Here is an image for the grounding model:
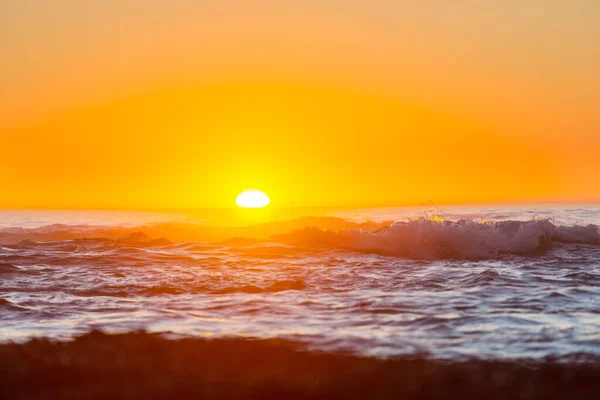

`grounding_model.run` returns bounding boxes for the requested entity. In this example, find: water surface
[1,205,599,360]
